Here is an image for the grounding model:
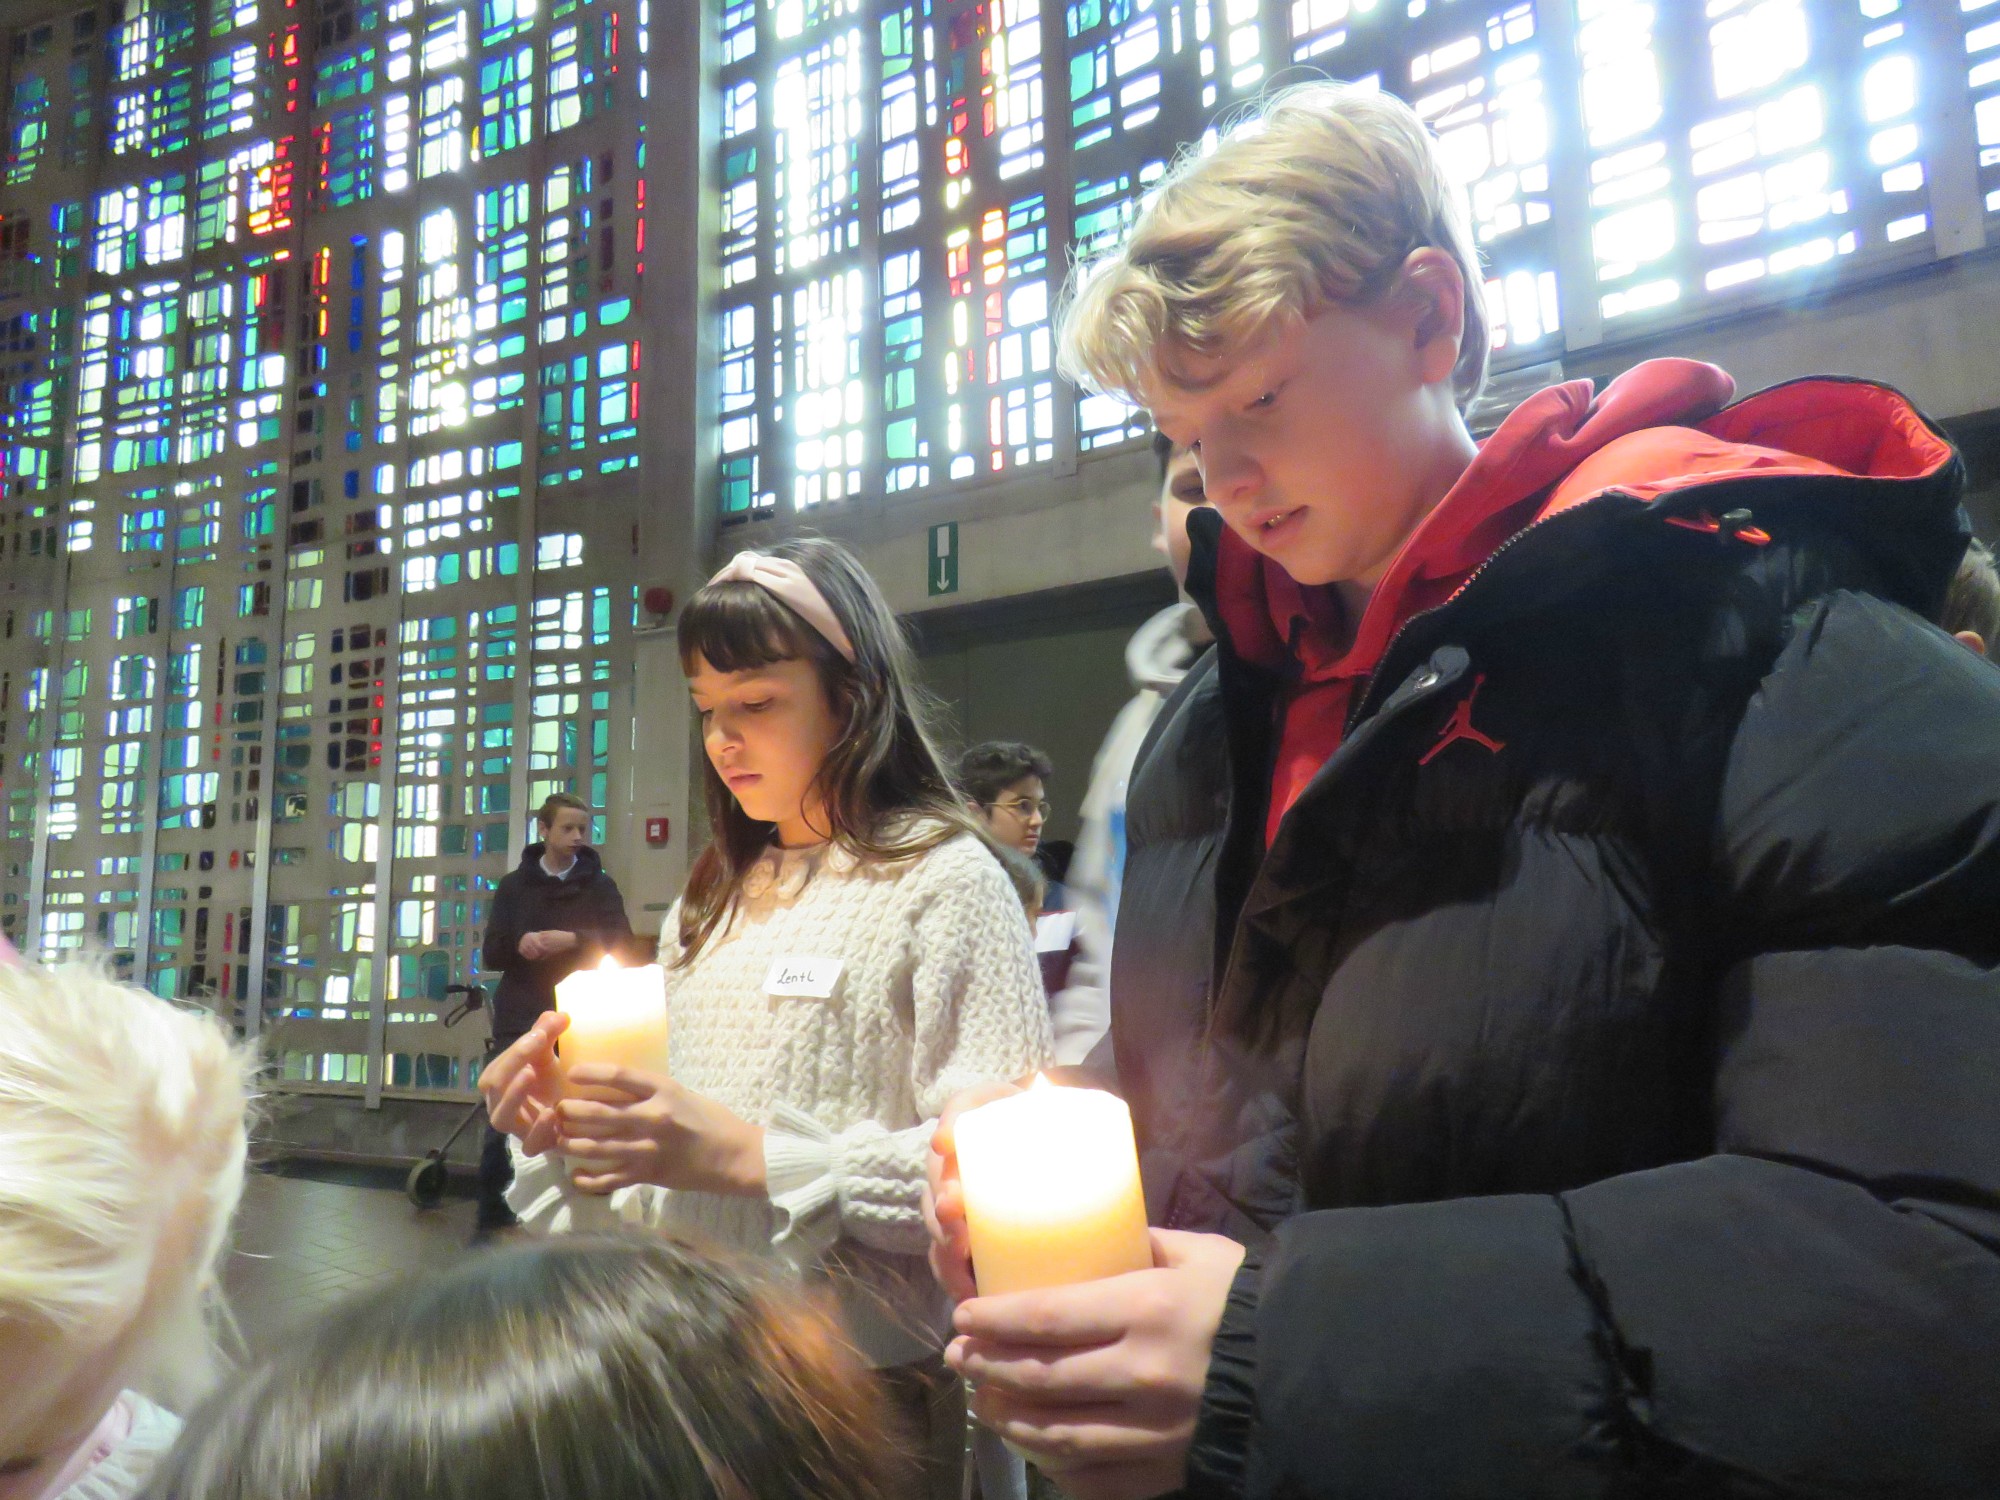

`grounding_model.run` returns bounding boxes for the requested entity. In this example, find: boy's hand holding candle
[925,1078,1025,1302]
[946,1228,1245,1500]
[934,1077,1244,1498]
